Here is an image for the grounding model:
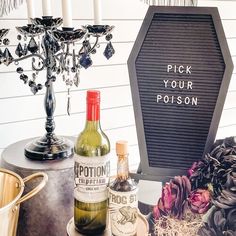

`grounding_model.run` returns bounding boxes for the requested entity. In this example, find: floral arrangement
[149,136,236,236]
